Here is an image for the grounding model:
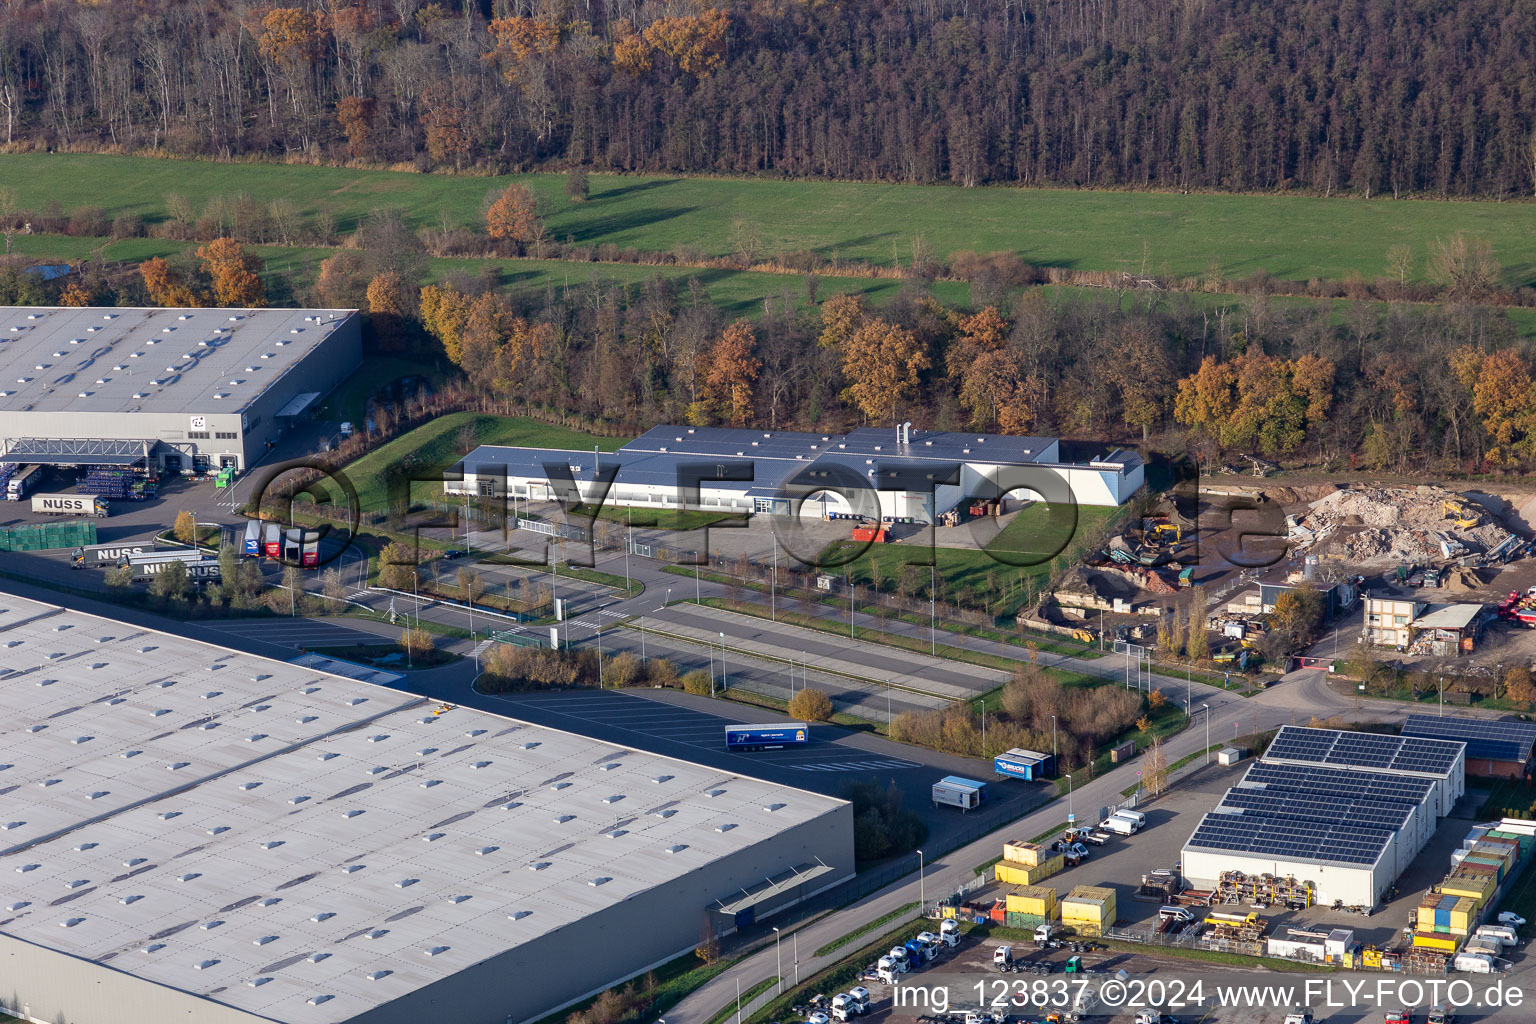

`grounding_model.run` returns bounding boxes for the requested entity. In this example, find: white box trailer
[932,776,986,810]
[118,549,221,583]
[31,493,109,517]
[5,464,42,500]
